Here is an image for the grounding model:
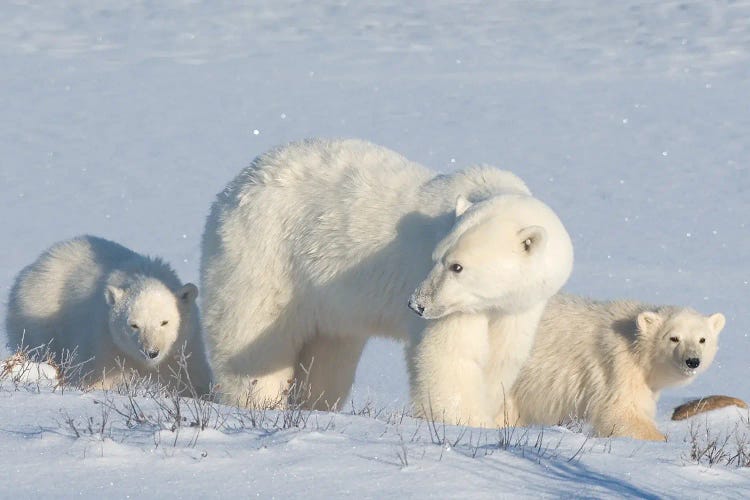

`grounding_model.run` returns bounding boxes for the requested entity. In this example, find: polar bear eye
[449,263,463,273]
[161,320,169,326]
[669,336,679,343]
[699,337,706,344]
[523,238,533,252]
[130,323,139,330]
